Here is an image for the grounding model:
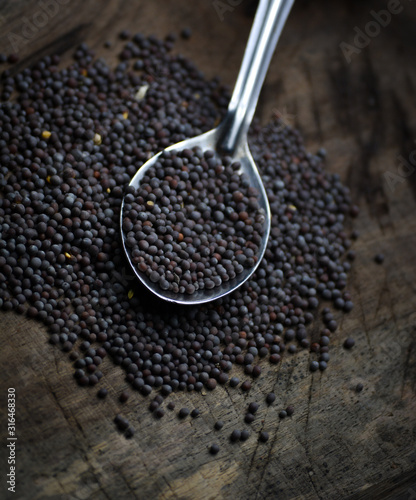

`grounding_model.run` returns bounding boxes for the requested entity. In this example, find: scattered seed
[252,365,262,377]
[7,53,19,64]
[119,391,129,403]
[93,133,102,145]
[230,429,241,442]
[244,413,255,424]
[209,443,220,455]
[259,431,269,443]
[114,415,129,431]
[149,401,159,412]
[241,381,252,392]
[374,253,385,264]
[286,406,294,416]
[181,27,192,39]
[178,407,190,419]
[155,407,165,418]
[240,429,250,441]
[154,395,164,405]
[229,377,240,388]
[266,393,276,405]
[343,338,355,349]
[97,388,108,399]
[309,361,319,372]
[125,426,135,438]
[248,402,259,414]
[119,29,131,40]
[214,420,224,430]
